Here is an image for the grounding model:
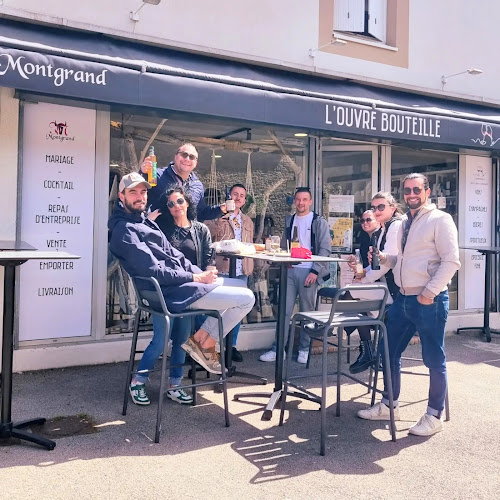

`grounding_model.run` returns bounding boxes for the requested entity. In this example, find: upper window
[317,0,408,67]
[334,0,387,44]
